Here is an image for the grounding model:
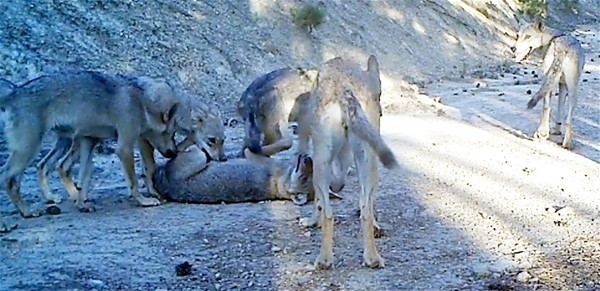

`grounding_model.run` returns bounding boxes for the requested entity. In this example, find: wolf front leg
[117,137,161,207]
[0,215,18,233]
[138,138,161,199]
